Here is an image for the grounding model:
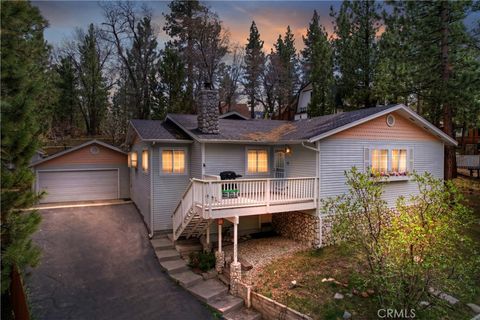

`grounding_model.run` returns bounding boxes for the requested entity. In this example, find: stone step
[150,238,174,250]
[155,249,180,262]
[217,273,230,286]
[159,258,188,274]
[207,294,244,314]
[223,307,262,320]
[169,270,203,288]
[188,279,228,303]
